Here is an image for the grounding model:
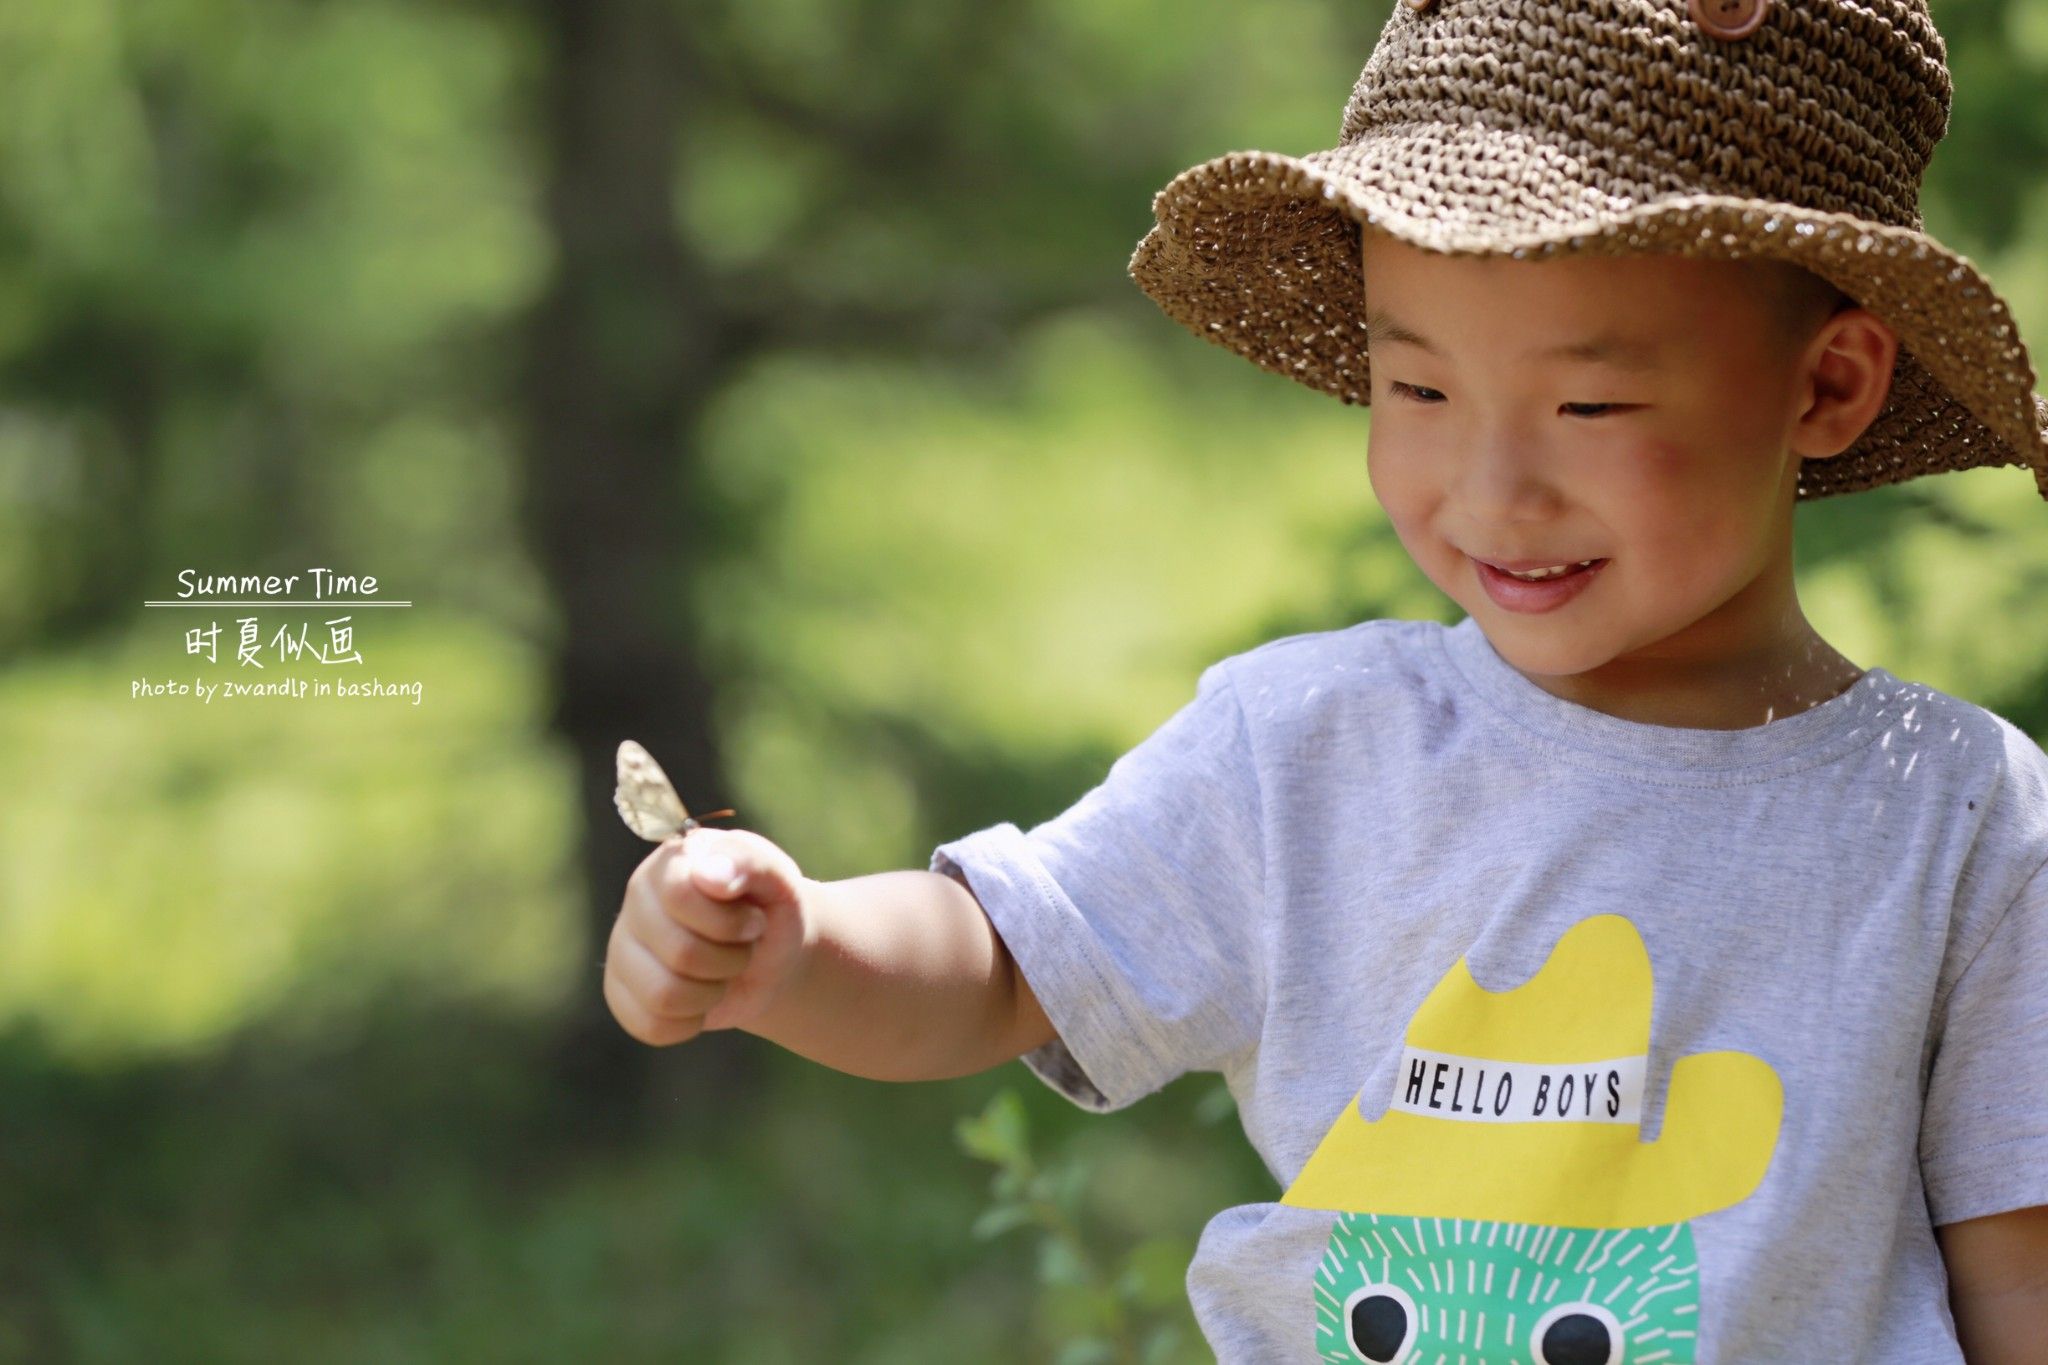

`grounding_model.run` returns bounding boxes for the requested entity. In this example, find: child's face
[1359,228,1893,719]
